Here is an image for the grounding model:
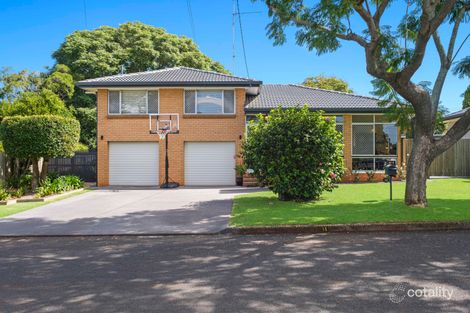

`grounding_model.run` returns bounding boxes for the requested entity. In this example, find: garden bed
[0,174,85,206]
[0,188,85,205]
